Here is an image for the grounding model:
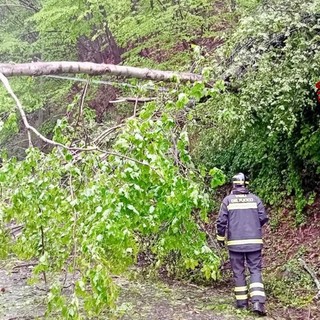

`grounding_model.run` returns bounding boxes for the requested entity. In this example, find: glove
[217,240,225,248]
